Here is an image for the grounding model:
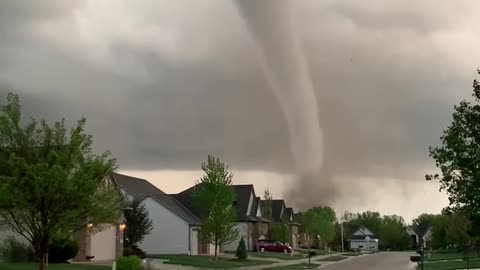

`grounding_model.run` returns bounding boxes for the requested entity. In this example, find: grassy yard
[426,251,479,261]
[295,249,330,256]
[341,252,361,257]
[316,255,348,262]
[424,259,480,270]
[0,263,109,270]
[249,252,306,260]
[262,262,322,270]
[159,255,273,269]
